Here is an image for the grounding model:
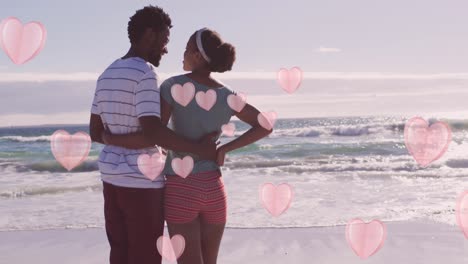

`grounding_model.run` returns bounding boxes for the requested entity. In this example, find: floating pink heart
[0,17,47,65]
[171,156,194,178]
[221,123,236,137]
[0,18,7,51]
[404,117,452,167]
[196,90,217,111]
[257,111,277,130]
[171,82,195,107]
[260,183,293,217]
[277,67,303,94]
[50,130,91,171]
[227,92,247,112]
[346,218,387,259]
[137,152,166,181]
[156,234,185,262]
[456,190,468,239]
